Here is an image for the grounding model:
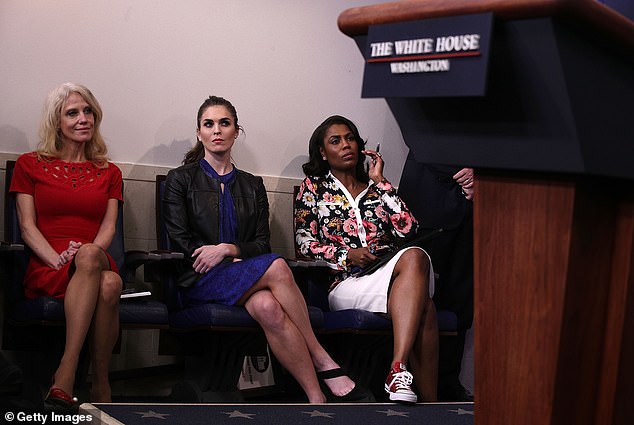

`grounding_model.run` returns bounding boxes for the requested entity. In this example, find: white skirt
[328,246,435,314]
